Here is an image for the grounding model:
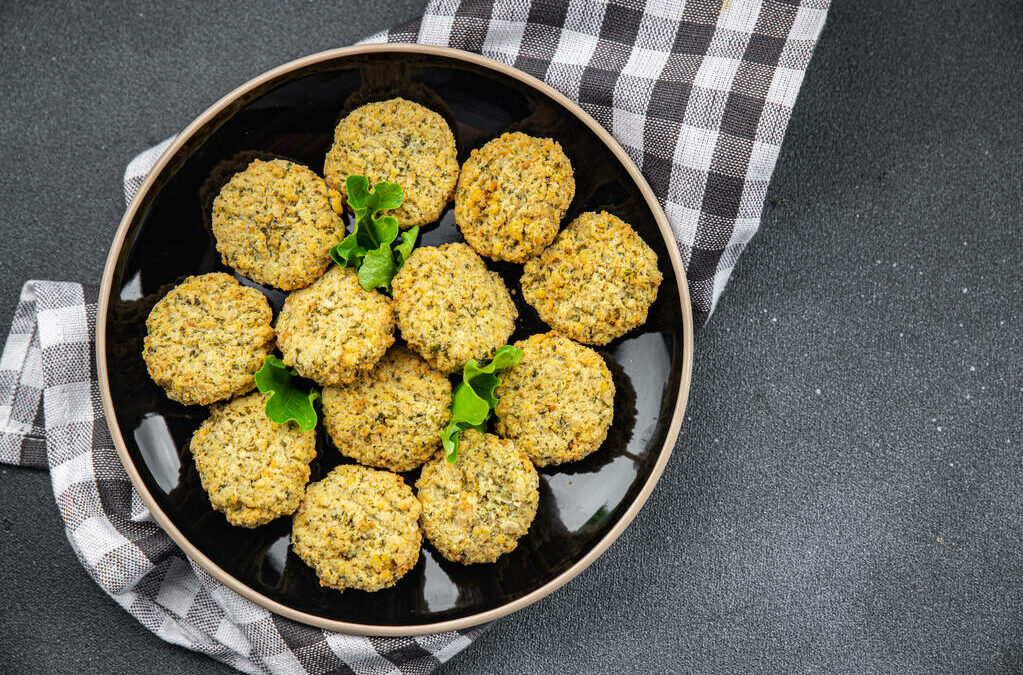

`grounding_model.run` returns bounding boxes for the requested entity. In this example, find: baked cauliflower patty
[495,332,614,466]
[189,392,316,528]
[521,211,662,345]
[291,465,422,592]
[143,273,274,406]
[323,98,459,228]
[416,430,539,564]
[275,266,395,386]
[211,158,346,290]
[322,347,452,472]
[455,132,575,262]
[391,243,517,373]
